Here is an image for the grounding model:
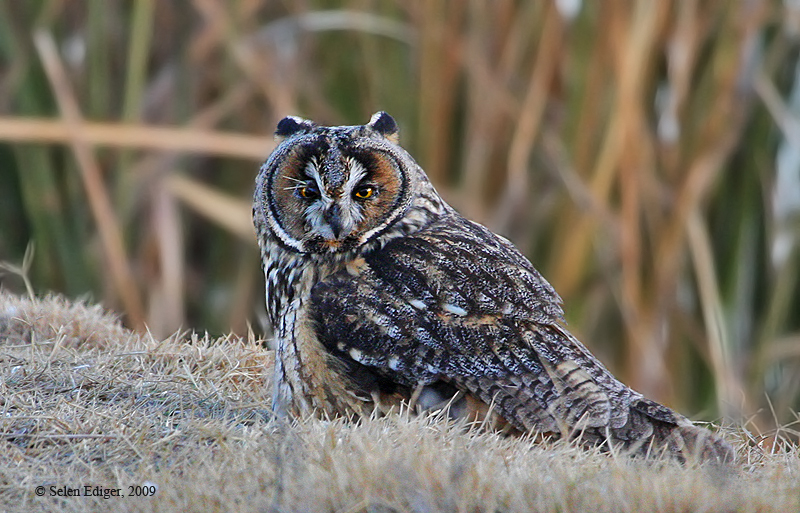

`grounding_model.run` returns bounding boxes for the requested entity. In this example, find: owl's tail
[457,367,735,464]
[527,326,736,464]
[592,397,736,464]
